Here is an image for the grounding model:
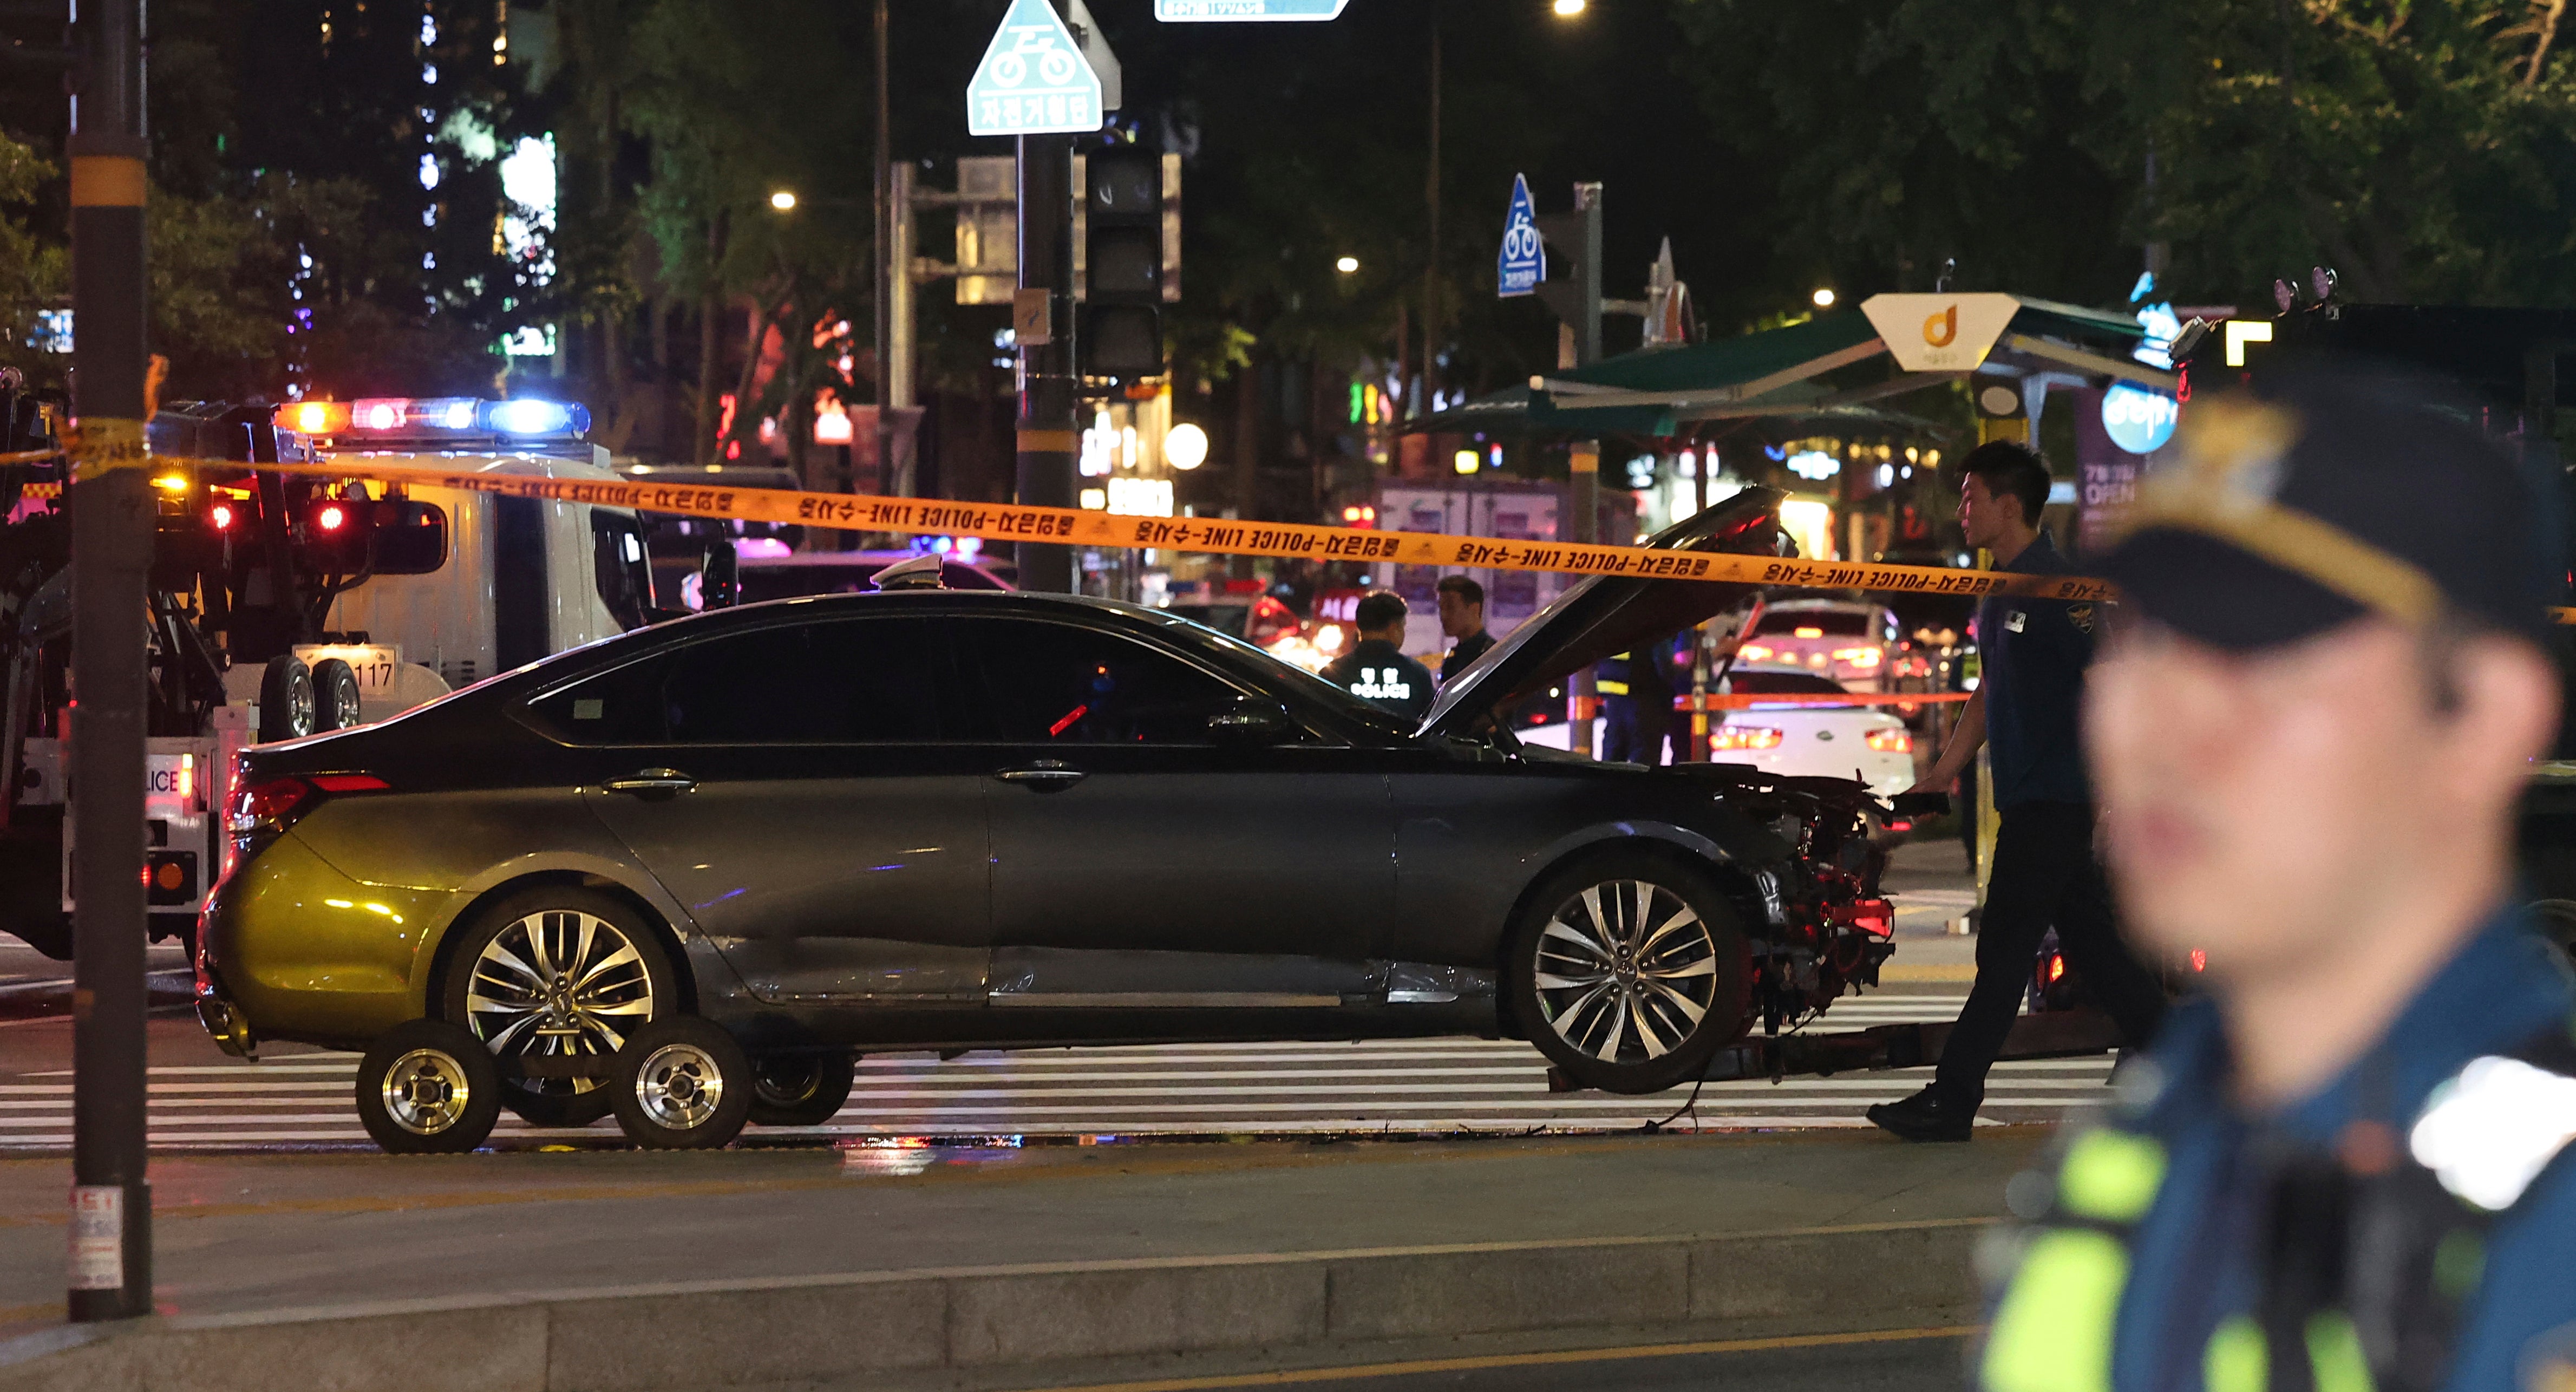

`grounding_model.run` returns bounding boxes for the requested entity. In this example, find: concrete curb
[0,1217,1994,1392]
